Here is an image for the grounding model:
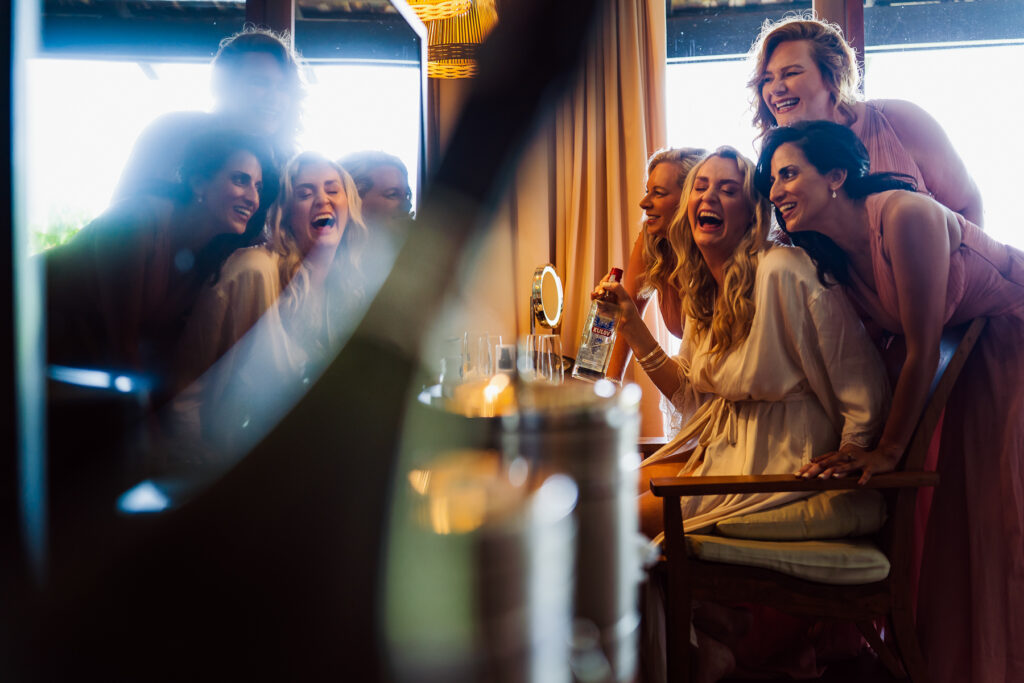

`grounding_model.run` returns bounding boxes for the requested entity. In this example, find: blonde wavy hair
[747,14,862,137]
[668,147,772,358]
[641,147,705,299]
[266,152,368,297]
